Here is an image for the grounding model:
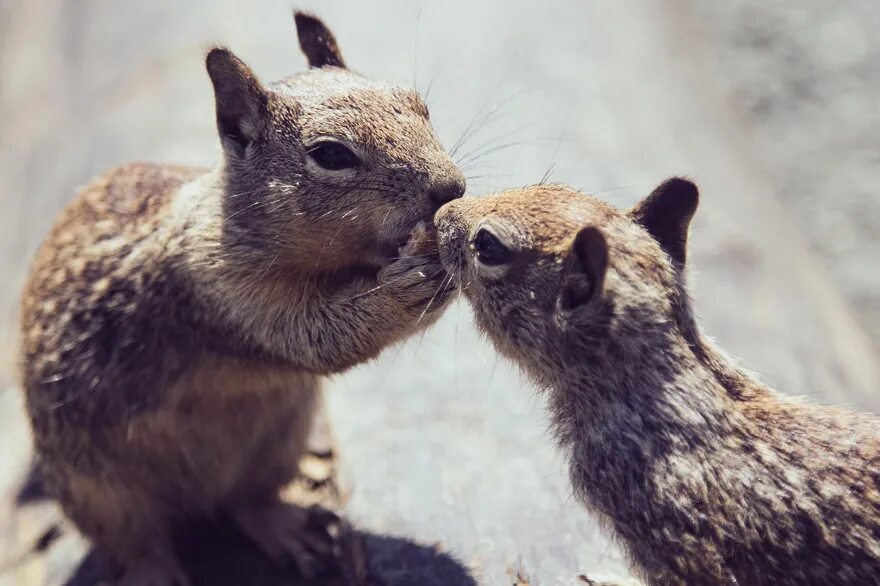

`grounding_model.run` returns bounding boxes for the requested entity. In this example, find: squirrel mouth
[375,218,439,262]
[370,234,408,265]
[384,228,419,252]
[375,234,408,258]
